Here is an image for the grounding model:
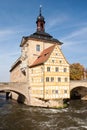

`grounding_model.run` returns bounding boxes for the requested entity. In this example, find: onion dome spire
[36,5,45,32]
